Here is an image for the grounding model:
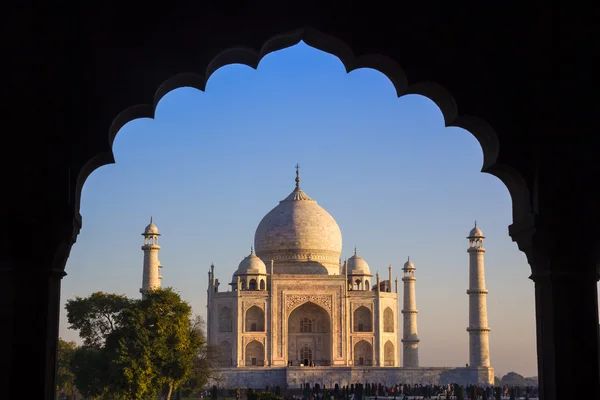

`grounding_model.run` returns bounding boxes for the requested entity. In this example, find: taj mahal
[139,166,495,388]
